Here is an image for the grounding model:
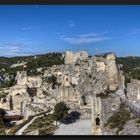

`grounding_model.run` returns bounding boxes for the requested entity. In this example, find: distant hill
[1,52,140,86]
[117,56,140,84]
[0,52,64,76]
